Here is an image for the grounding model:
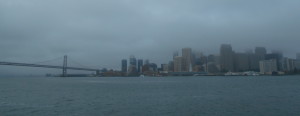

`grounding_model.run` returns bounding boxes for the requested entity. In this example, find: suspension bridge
[0,55,100,77]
